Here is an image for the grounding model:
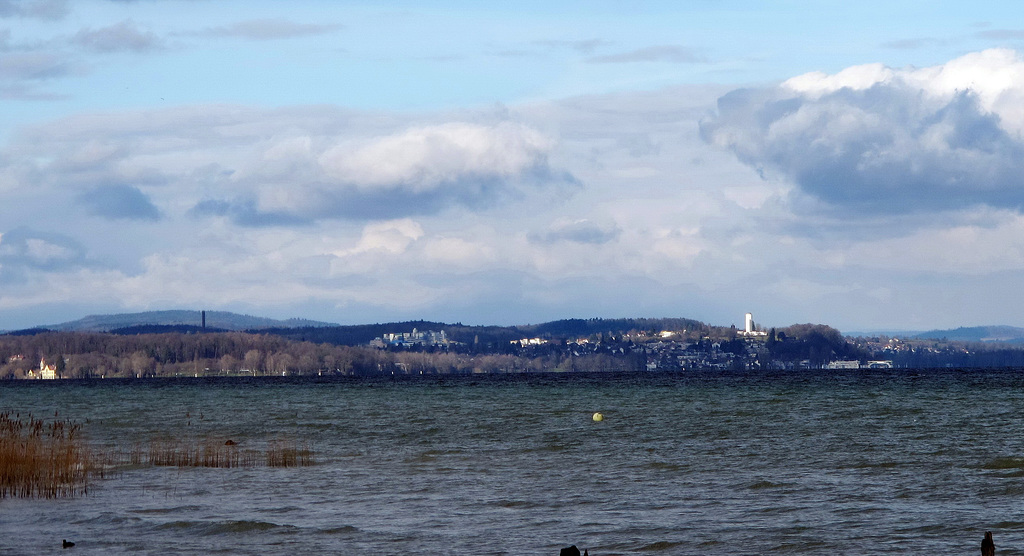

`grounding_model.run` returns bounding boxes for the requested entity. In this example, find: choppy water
[2,370,1024,555]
